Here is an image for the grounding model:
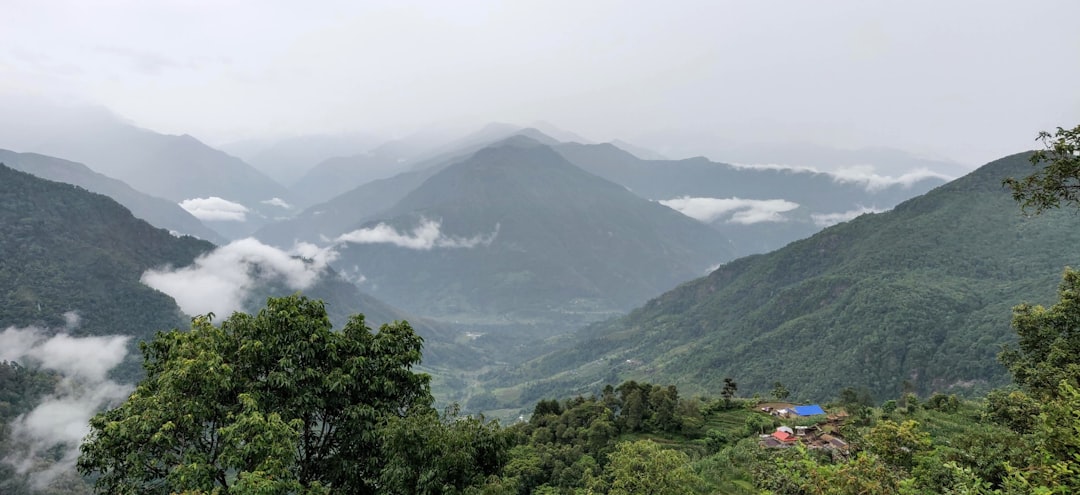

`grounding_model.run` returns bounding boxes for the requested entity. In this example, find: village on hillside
[756,402,850,451]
